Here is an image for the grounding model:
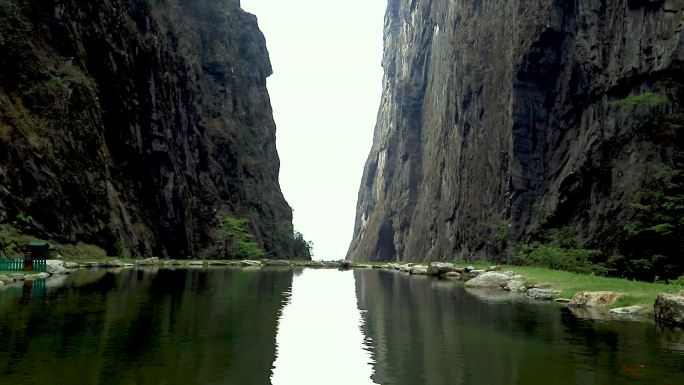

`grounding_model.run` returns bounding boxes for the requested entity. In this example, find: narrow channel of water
[270,269,377,385]
[0,268,682,385]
